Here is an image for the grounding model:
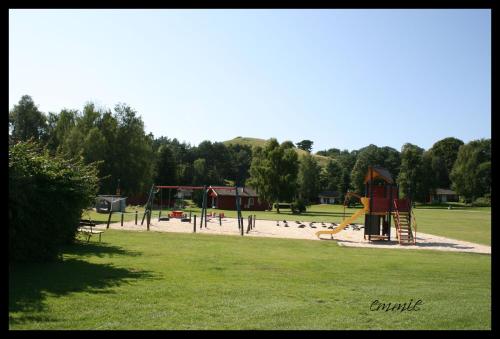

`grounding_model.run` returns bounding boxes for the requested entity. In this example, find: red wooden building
[207,186,270,211]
